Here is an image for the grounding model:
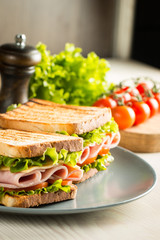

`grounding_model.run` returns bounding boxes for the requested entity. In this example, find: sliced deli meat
[109,132,120,149]
[64,165,83,181]
[79,146,90,164]
[88,137,108,159]
[0,164,83,189]
[79,132,120,165]
[48,164,83,182]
